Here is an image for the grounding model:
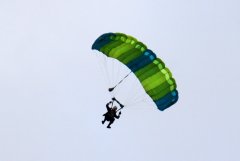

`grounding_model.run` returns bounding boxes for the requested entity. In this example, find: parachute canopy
[92,33,178,111]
